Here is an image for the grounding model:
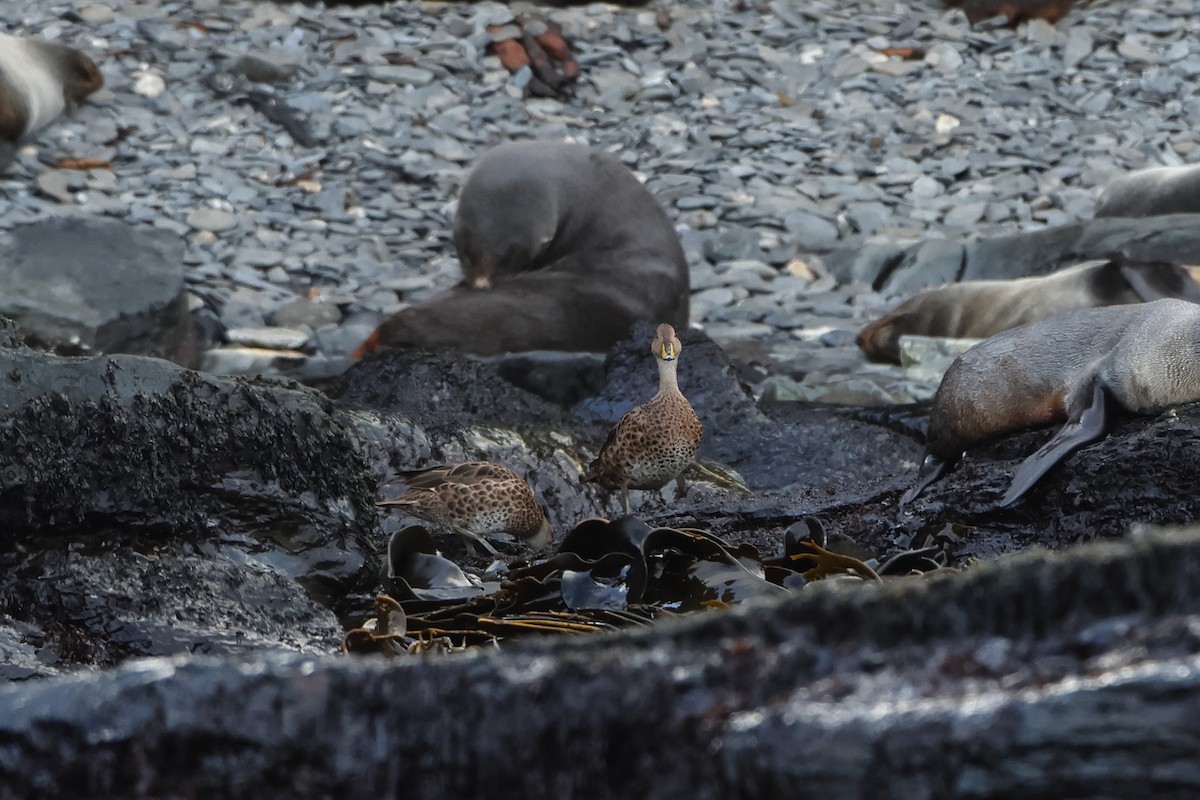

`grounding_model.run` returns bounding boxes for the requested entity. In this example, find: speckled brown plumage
[377,461,553,554]
[583,323,703,513]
